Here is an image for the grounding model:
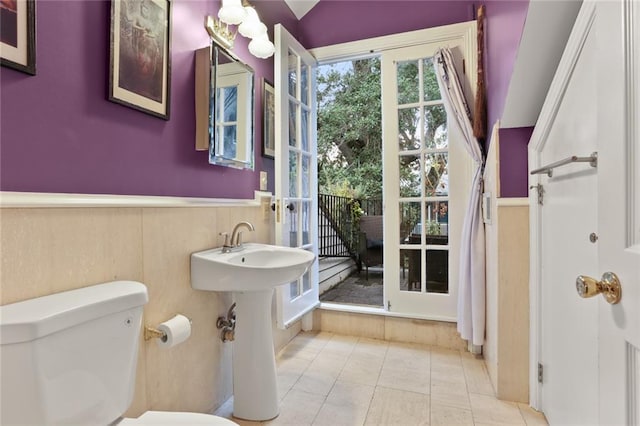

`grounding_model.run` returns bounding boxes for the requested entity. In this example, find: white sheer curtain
[434,47,486,347]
